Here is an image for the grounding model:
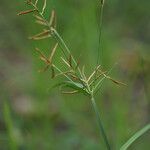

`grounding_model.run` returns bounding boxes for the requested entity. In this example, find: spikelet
[35,48,46,59]
[108,77,126,86]
[48,43,58,62]
[39,56,48,63]
[41,0,47,15]
[61,57,70,67]
[35,0,39,6]
[49,9,57,28]
[17,9,37,15]
[68,54,72,67]
[87,65,101,82]
[102,73,126,86]
[34,15,47,26]
[61,90,79,94]
[29,29,51,40]
[82,66,87,81]
[51,65,55,78]
[75,59,80,70]
[35,48,49,63]
[101,0,105,6]
[35,20,47,26]
[34,15,44,21]
[69,74,79,81]
[38,65,49,73]
[55,71,73,78]
[26,0,32,5]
